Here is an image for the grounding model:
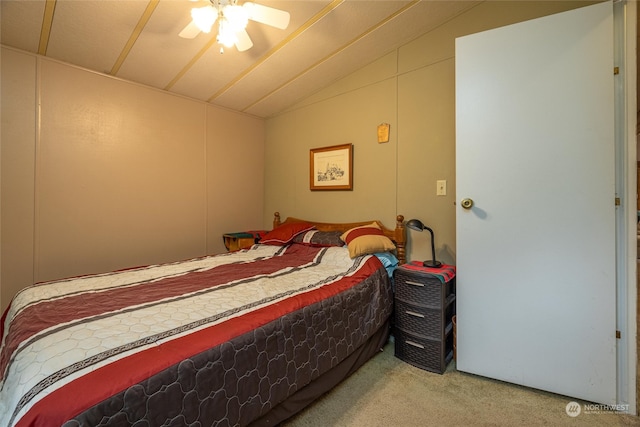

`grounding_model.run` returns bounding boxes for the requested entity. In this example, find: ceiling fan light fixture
[191,6,217,33]
[179,0,291,52]
[222,4,249,32]
[217,19,238,48]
